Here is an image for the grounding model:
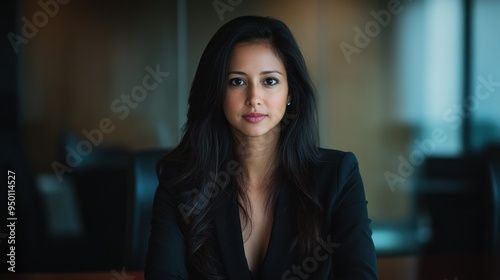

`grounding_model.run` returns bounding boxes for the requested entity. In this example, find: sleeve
[144,163,189,280]
[330,152,378,279]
